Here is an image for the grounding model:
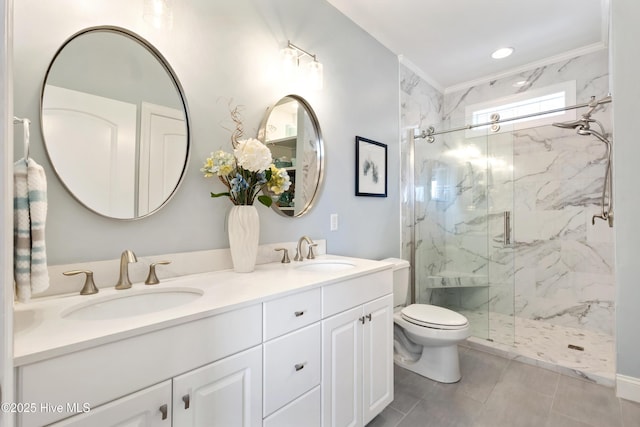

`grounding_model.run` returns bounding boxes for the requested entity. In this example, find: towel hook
[13,116,30,159]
